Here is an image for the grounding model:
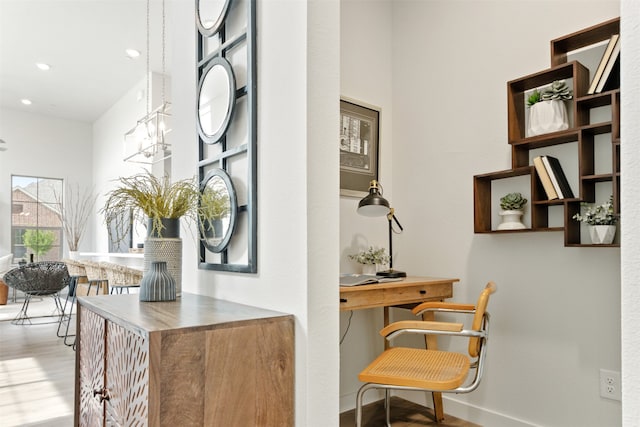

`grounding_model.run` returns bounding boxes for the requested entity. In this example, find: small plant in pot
[198,184,230,240]
[572,196,617,244]
[527,80,573,137]
[497,192,527,230]
[349,246,390,275]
